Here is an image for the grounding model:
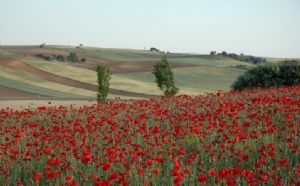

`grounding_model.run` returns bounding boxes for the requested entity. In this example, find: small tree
[67,52,79,62]
[153,56,179,96]
[39,43,46,48]
[56,55,65,61]
[96,64,111,103]
[210,51,216,55]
